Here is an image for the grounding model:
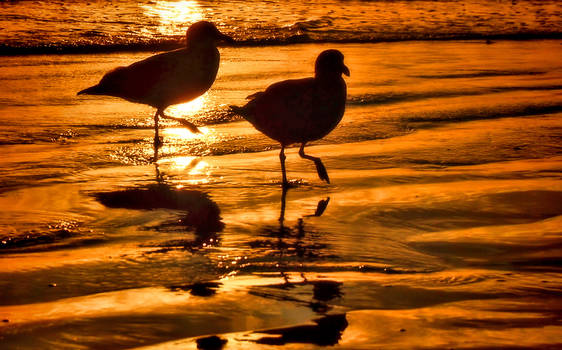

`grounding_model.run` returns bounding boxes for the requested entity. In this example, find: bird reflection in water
[245,189,347,346]
[95,159,224,252]
[249,187,332,271]
[248,187,344,321]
